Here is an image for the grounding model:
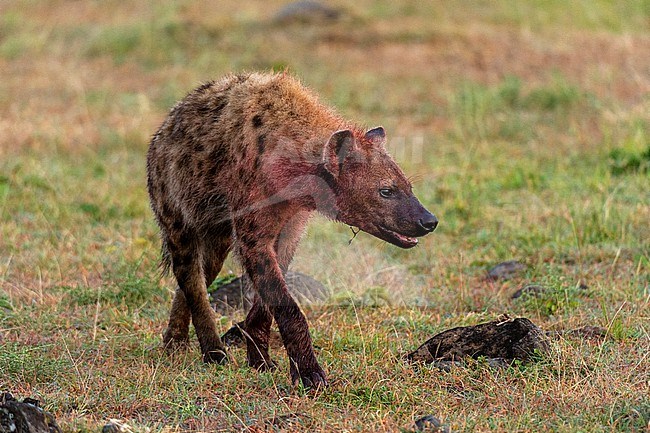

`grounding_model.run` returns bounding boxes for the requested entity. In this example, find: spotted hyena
[146,72,437,388]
